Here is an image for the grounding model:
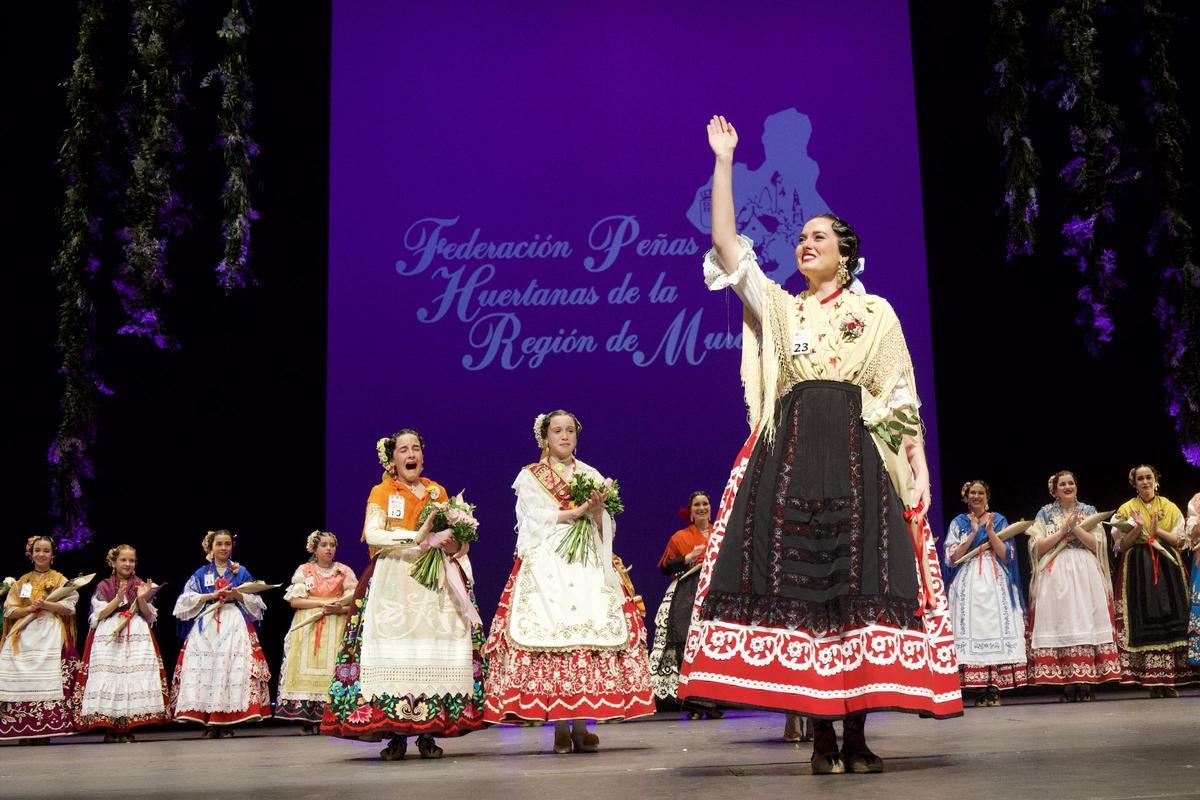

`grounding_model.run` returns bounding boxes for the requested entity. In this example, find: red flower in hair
[678,507,691,522]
